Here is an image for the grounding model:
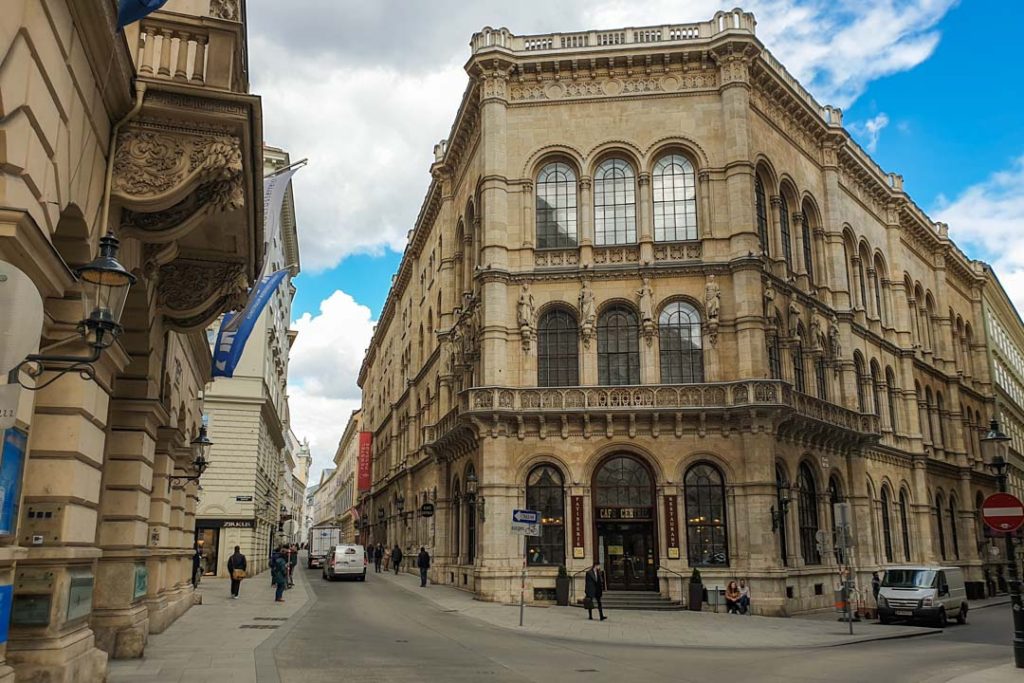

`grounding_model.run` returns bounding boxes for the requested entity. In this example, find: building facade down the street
[284,431,312,545]
[0,0,263,678]
[311,469,337,529]
[196,145,301,577]
[357,10,1008,616]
